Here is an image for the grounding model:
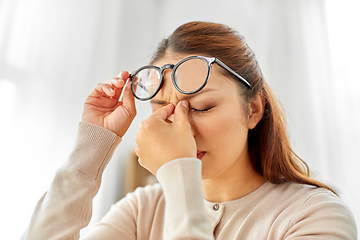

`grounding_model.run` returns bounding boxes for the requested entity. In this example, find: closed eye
[191,106,214,114]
